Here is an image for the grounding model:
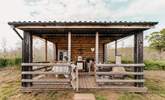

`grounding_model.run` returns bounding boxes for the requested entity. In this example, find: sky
[0,0,165,51]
